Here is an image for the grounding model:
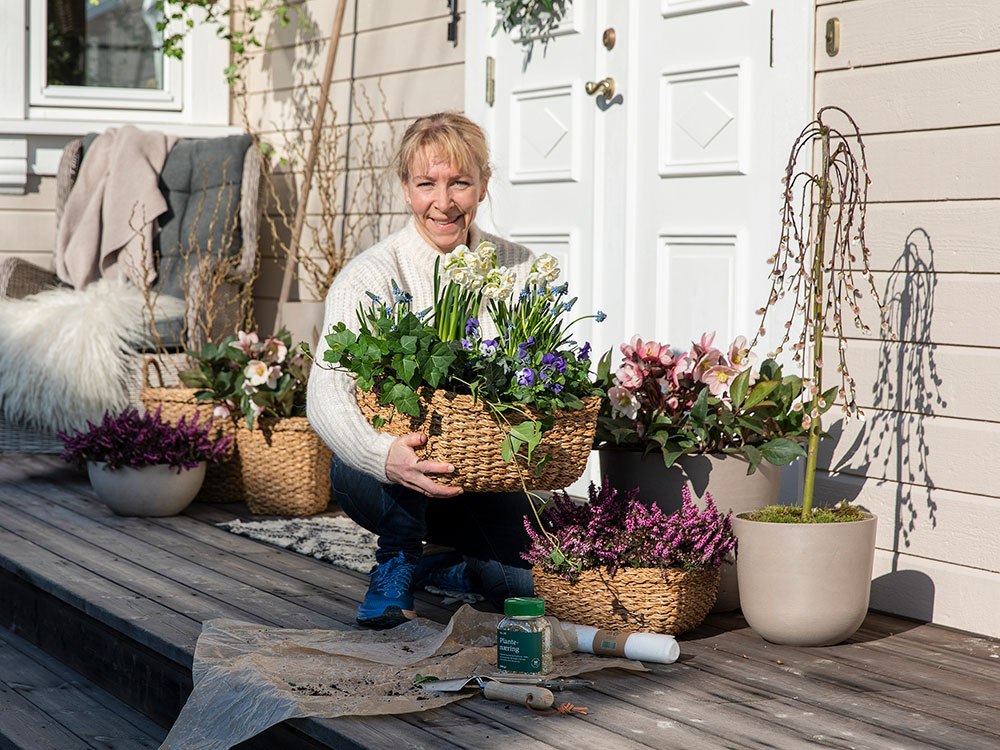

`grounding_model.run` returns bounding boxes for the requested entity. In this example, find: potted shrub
[59,407,231,517]
[522,477,736,635]
[593,331,806,610]
[731,106,896,646]
[323,245,604,492]
[180,328,332,516]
